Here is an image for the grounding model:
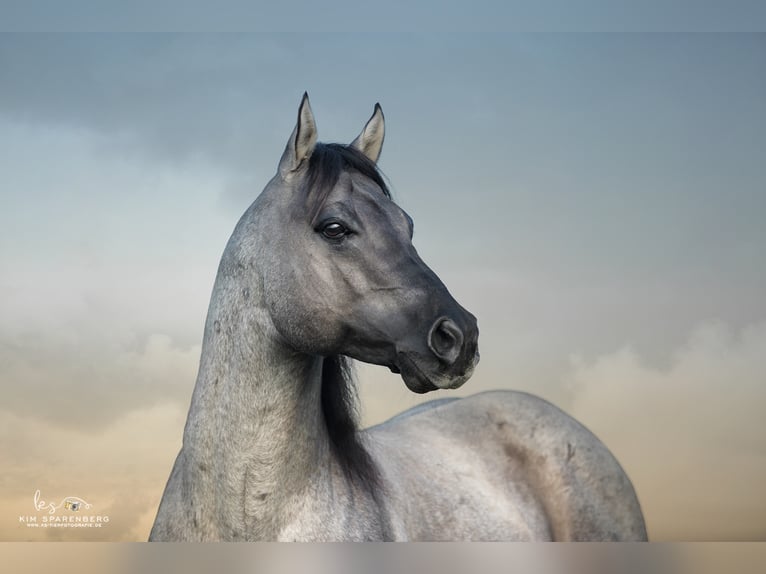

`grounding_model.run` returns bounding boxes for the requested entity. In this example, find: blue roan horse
[149,95,647,541]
